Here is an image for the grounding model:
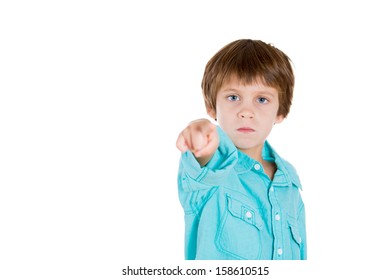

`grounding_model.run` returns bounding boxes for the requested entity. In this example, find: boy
[176,39,306,260]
